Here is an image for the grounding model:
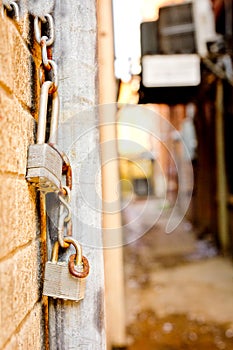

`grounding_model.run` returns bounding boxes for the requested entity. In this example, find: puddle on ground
[127,310,233,350]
